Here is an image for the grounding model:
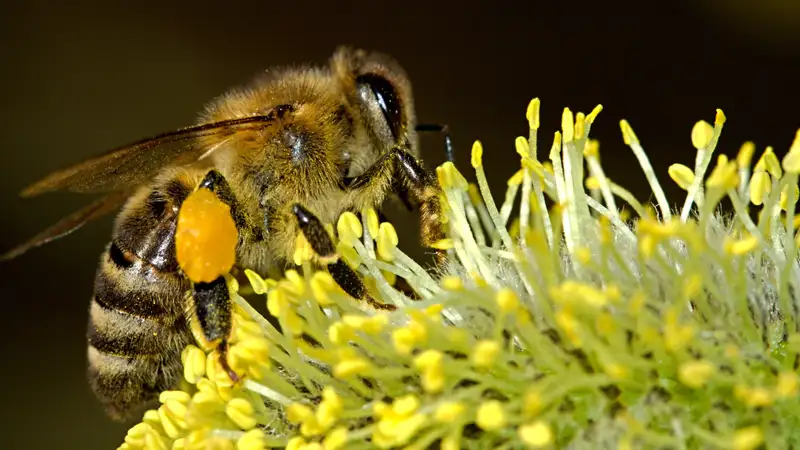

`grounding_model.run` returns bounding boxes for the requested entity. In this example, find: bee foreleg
[191,276,239,382]
[348,148,447,264]
[291,204,395,310]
